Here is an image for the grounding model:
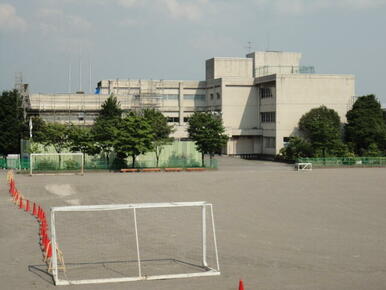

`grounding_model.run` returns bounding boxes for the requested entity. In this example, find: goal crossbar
[50,201,220,286]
